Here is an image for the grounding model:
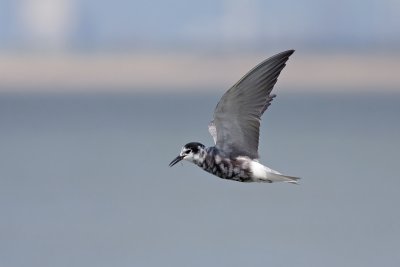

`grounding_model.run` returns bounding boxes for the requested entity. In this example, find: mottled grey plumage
[170,50,300,184]
[198,147,253,182]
